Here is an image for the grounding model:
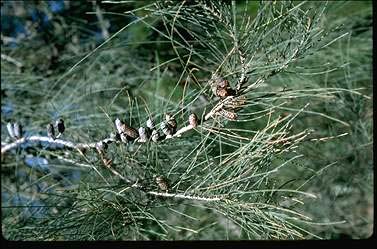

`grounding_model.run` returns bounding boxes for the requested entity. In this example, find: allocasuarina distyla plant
[2,1,362,240]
